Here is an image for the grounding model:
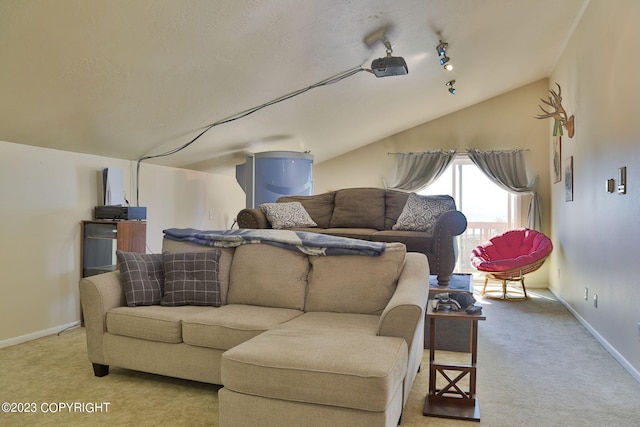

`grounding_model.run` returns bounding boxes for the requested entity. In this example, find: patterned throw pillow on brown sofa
[260,202,317,229]
[392,193,455,235]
